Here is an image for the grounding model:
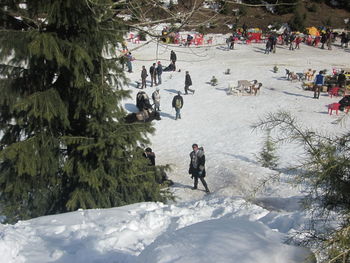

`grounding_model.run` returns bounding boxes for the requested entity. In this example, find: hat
[186,71,189,73]
[156,87,160,91]
[177,91,181,95]
[145,147,152,152]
